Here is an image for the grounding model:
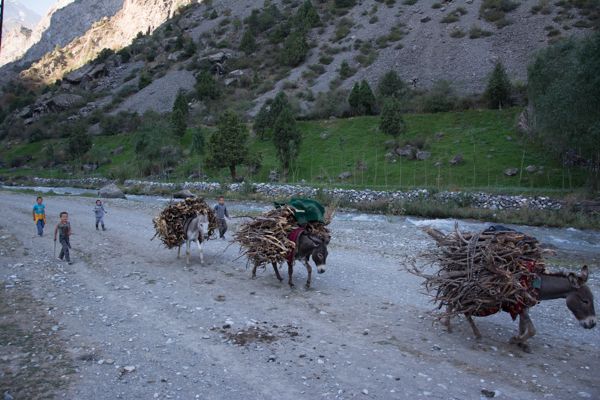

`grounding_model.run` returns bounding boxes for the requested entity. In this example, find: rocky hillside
[1,0,598,131]
[1,0,124,70]
[0,0,41,65]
